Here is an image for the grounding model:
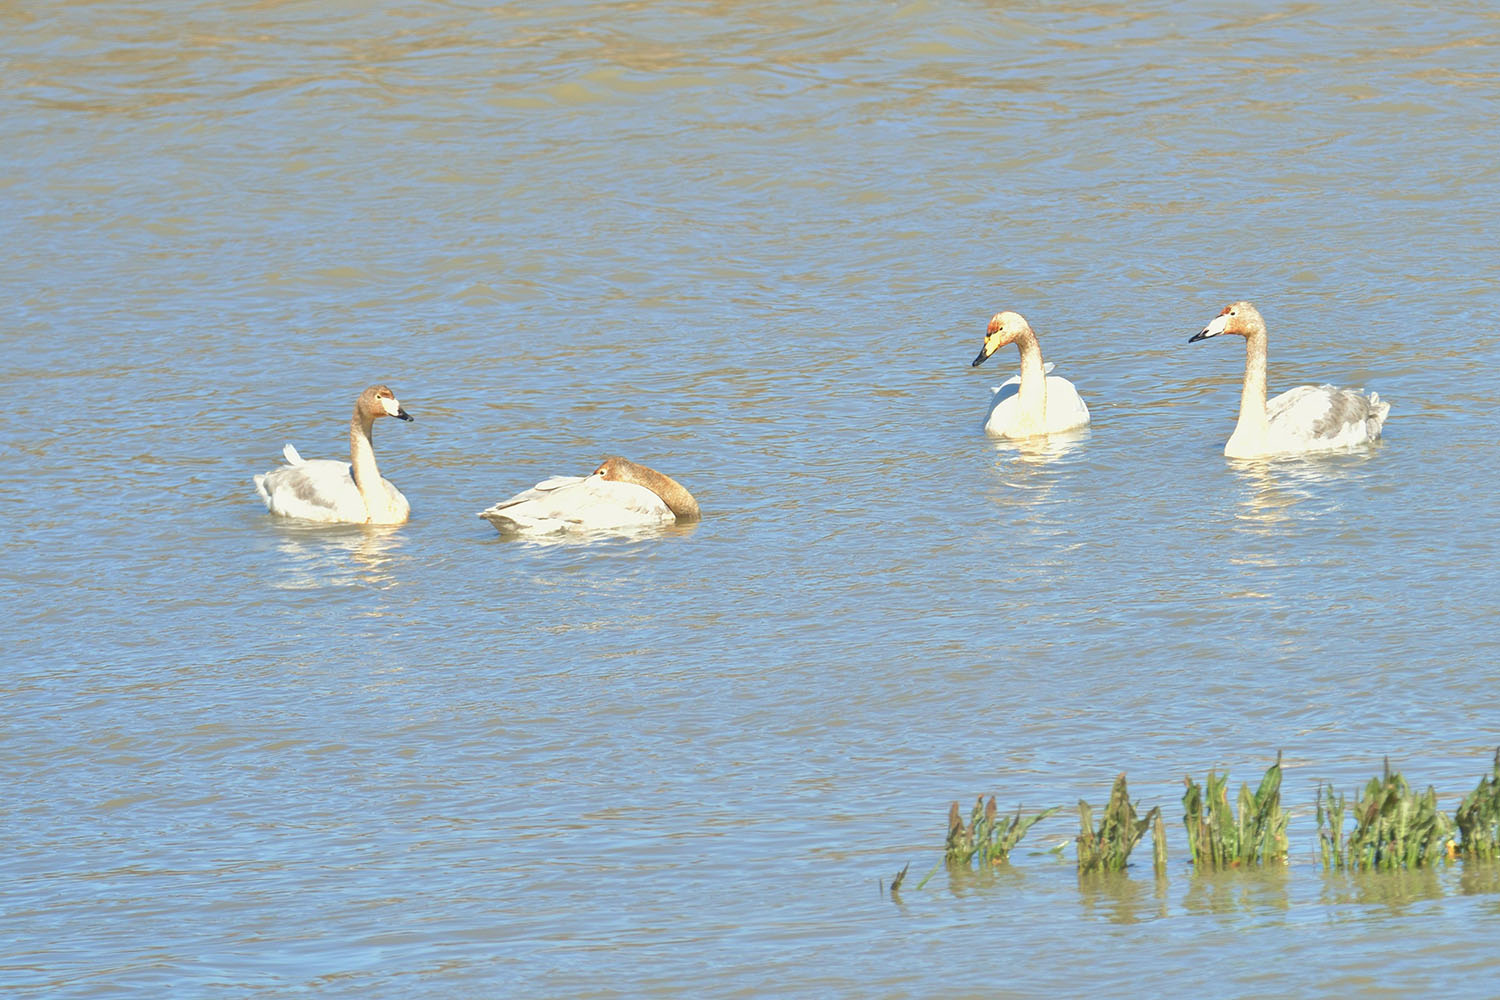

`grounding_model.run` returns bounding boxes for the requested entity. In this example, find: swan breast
[984,372,1090,438]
